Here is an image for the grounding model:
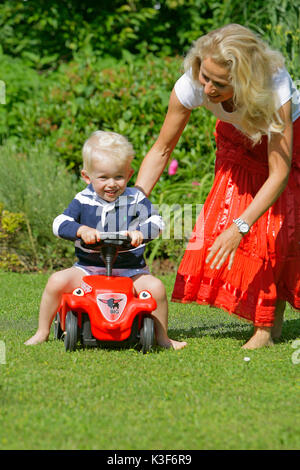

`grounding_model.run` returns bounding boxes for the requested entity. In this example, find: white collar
[89,185,136,208]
